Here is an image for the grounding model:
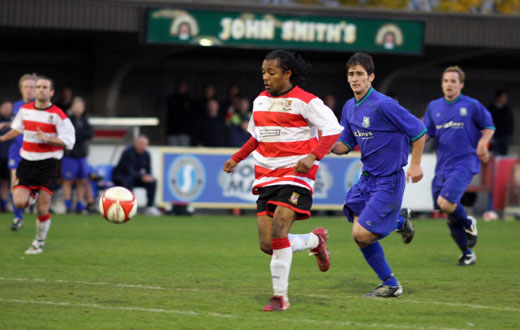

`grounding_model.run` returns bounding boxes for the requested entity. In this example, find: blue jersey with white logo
[424,94,495,175]
[8,99,26,160]
[339,88,426,176]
